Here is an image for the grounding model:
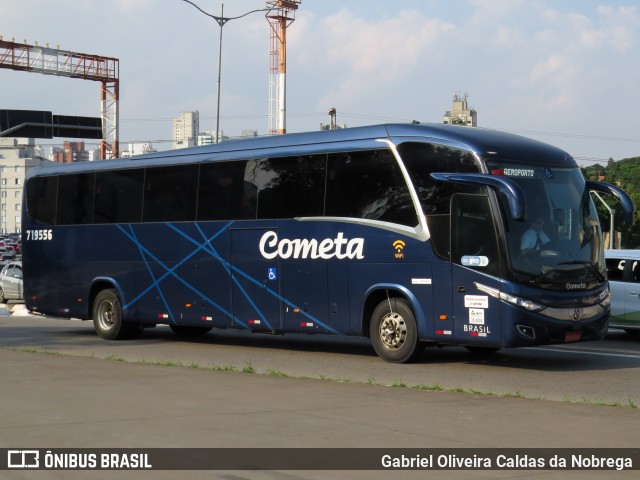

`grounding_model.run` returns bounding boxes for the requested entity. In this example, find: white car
[0,261,23,303]
[605,250,640,334]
